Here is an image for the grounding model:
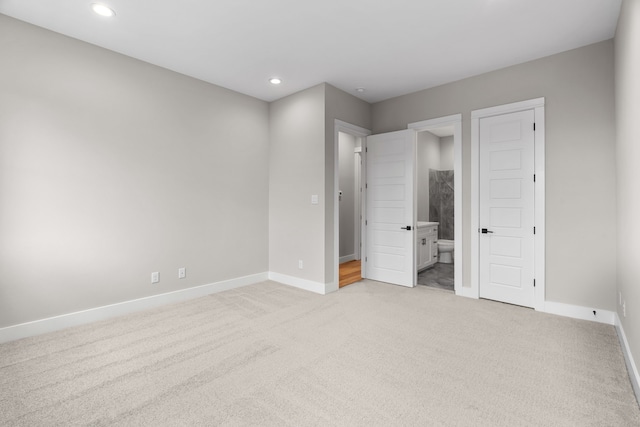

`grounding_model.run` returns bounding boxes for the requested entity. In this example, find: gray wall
[417,131,441,221]
[372,40,617,310]
[324,84,372,284]
[269,84,326,283]
[269,83,370,287]
[0,12,623,348]
[440,136,454,170]
[338,132,356,258]
[615,0,640,387]
[0,16,270,327]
